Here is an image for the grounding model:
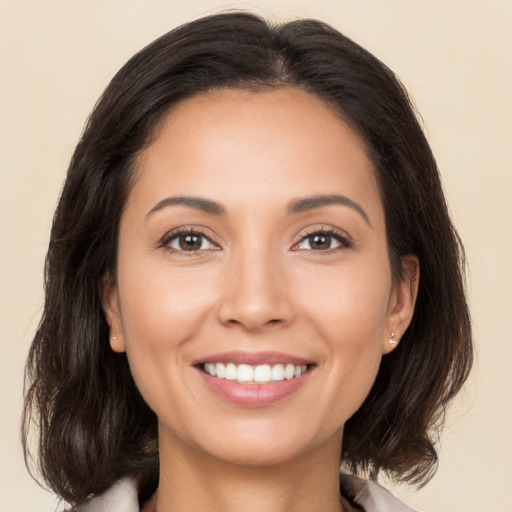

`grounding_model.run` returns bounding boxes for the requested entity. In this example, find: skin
[103,87,419,512]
